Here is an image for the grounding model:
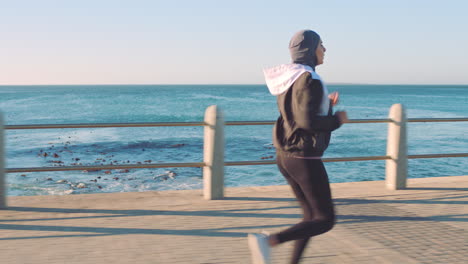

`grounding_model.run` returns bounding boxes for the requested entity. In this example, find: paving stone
[0,176,466,263]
